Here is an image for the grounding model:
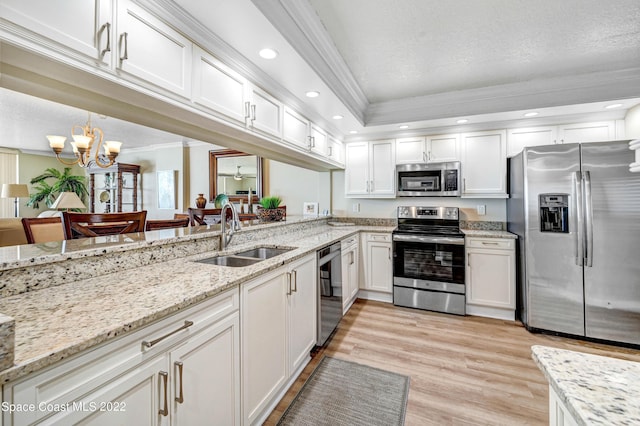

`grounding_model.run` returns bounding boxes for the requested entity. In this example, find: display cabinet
[88,163,141,213]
